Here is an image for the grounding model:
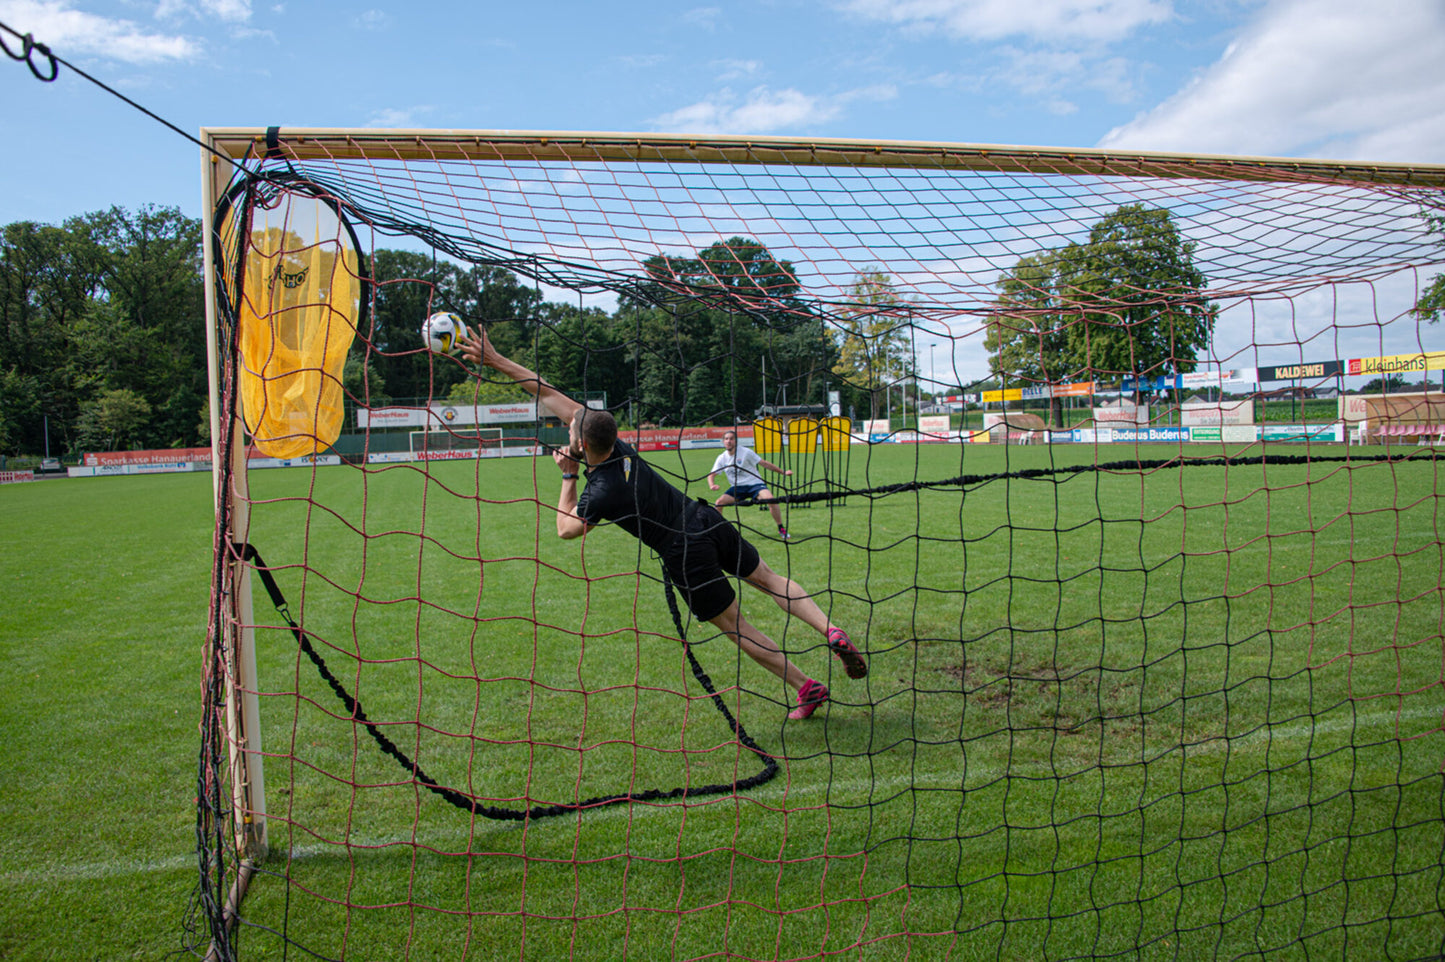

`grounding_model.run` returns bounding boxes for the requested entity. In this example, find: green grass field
[3,442,1442,961]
